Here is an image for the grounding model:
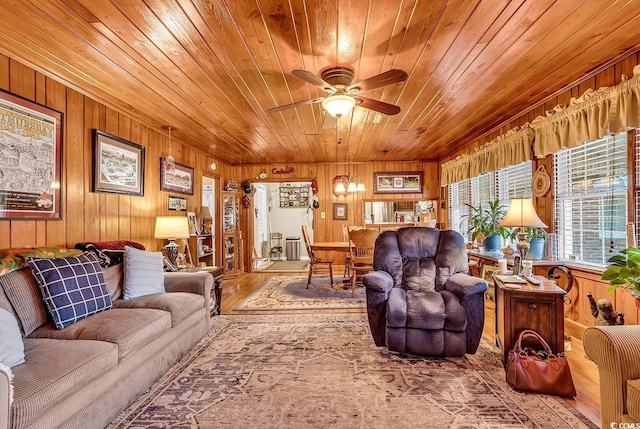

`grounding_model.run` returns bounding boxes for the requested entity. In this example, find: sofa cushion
[628,379,640,422]
[0,267,50,336]
[11,338,118,428]
[103,263,123,301]
[29,308,171,361]
[0,308,24,367]
[28,253,113,329]
[386,288,445,330]
[123,246,165,300]
[402,257,436,291]
[113,292,204,327]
